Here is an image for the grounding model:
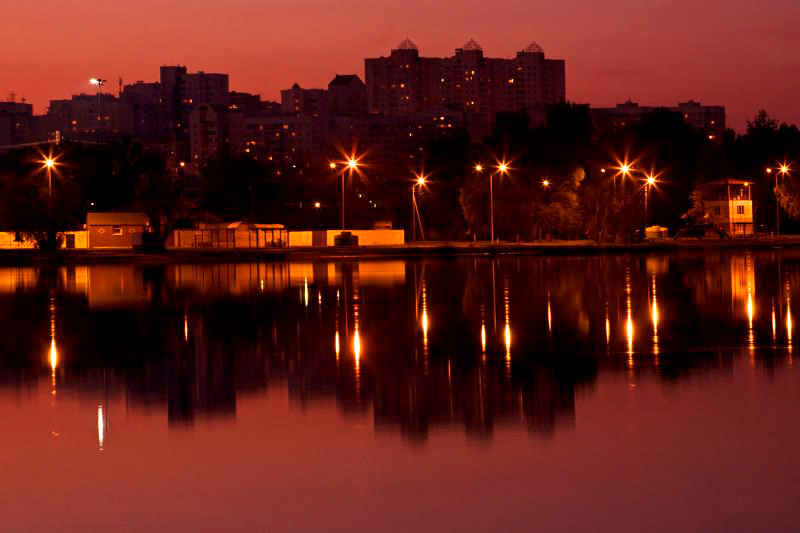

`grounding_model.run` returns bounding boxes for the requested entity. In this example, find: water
[1,252,800,531]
